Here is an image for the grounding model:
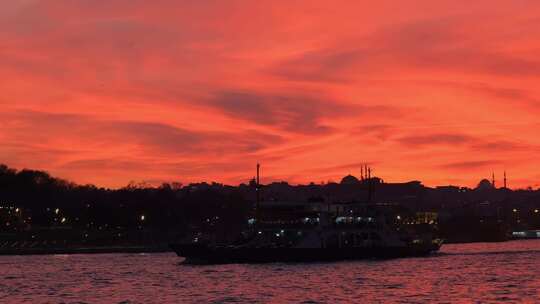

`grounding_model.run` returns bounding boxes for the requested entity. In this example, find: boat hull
[170,242,441,264]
